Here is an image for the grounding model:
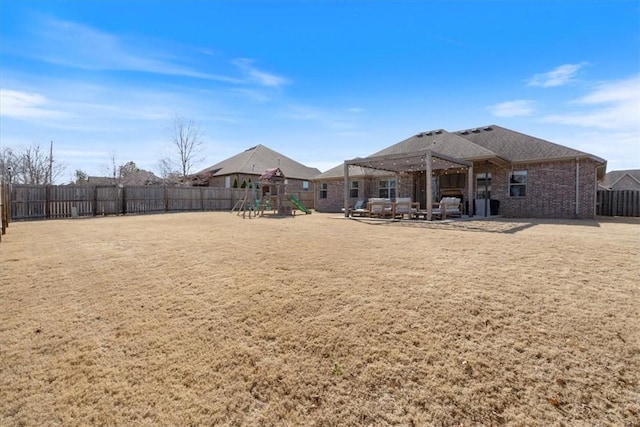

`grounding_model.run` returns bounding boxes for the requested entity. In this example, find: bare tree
[104,151,122,186]
[0,147,18,183]
[168,113,204,185]
[1,143,66,184]
[156,157,180,185]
